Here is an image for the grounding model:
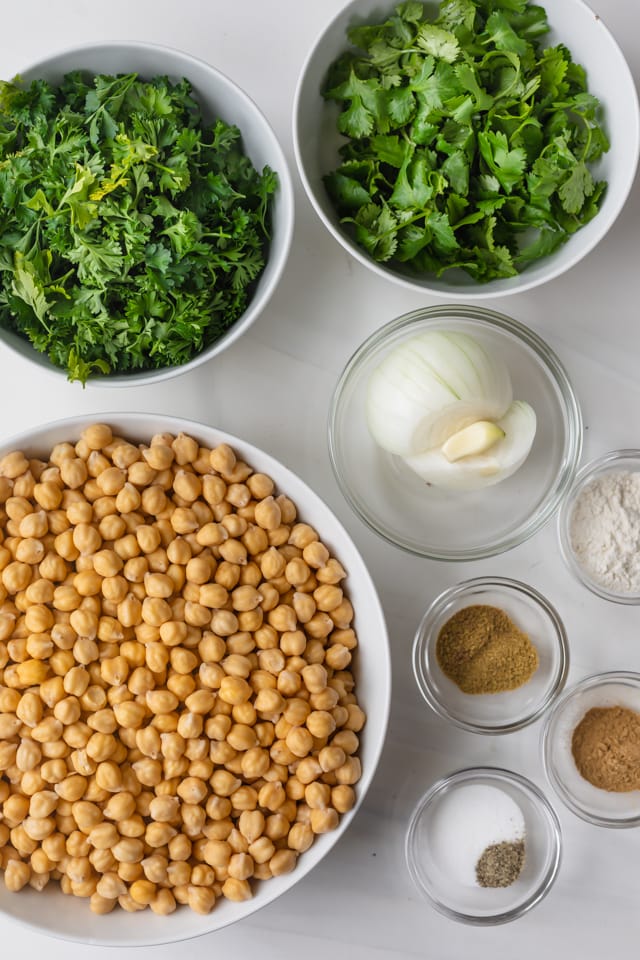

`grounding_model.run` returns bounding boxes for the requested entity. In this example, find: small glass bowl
[558,450,640,604]
[405,767,562,925]
[328,305,582,560]
[542,671,640,827]
[413,577,569,734]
